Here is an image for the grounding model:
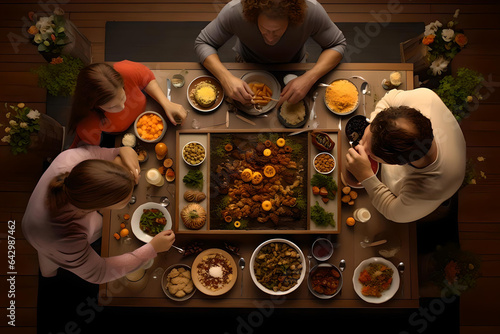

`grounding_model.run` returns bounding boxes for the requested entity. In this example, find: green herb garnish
[311,173,338,200]
[182,170,204,190]
[310,201,335,227]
